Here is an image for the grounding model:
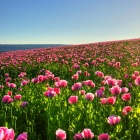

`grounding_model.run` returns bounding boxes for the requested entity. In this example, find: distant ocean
[0,44,66,52]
